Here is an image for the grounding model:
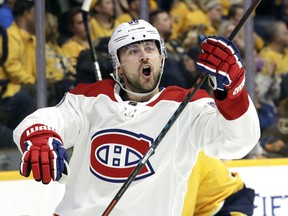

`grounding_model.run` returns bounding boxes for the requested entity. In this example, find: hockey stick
[81,0,102,81]
[102,0,262,214]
